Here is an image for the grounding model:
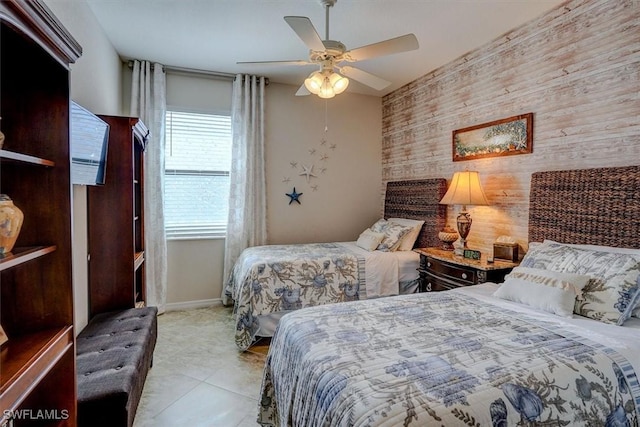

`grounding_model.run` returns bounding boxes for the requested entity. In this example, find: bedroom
[1,0,638,426]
